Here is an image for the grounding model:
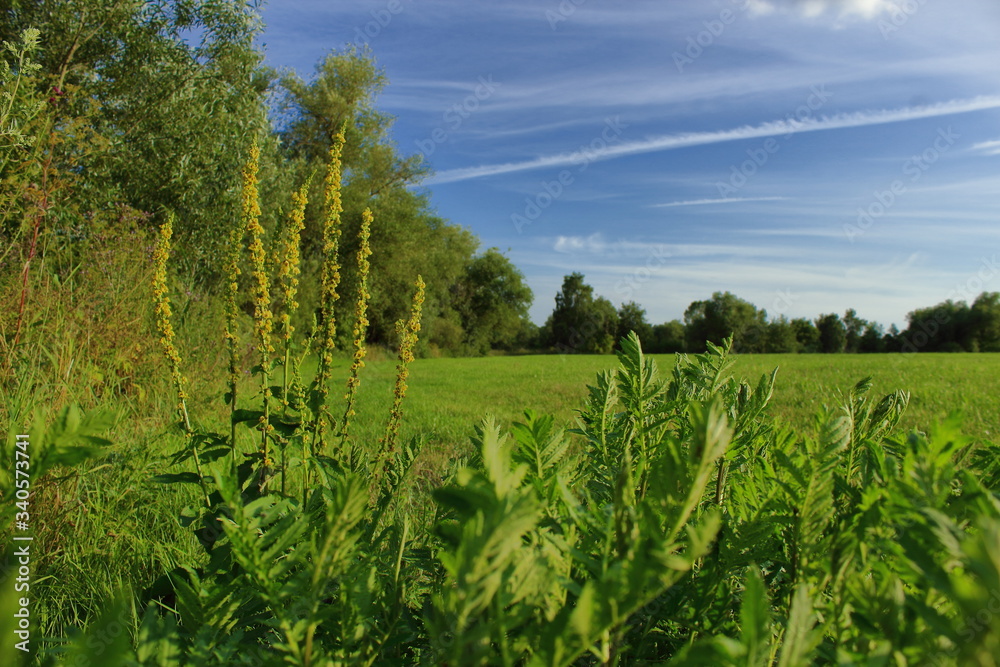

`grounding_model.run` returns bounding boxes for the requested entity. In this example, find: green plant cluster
[14,333,1000,666]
